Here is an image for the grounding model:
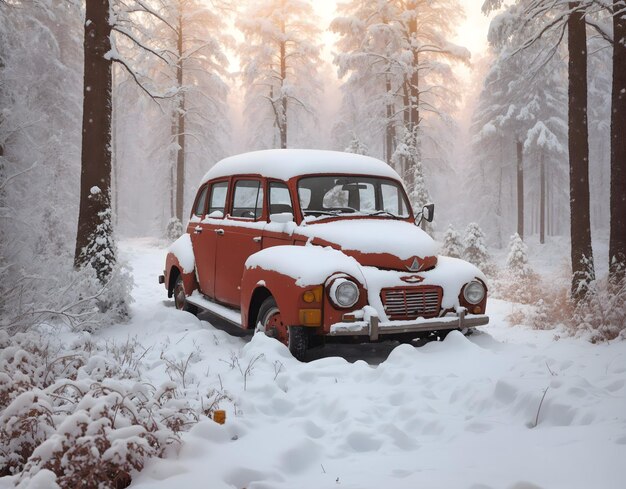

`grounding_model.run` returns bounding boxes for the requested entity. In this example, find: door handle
[252,236,262,243]
[194,226,202,234]
[215,229,225,235]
